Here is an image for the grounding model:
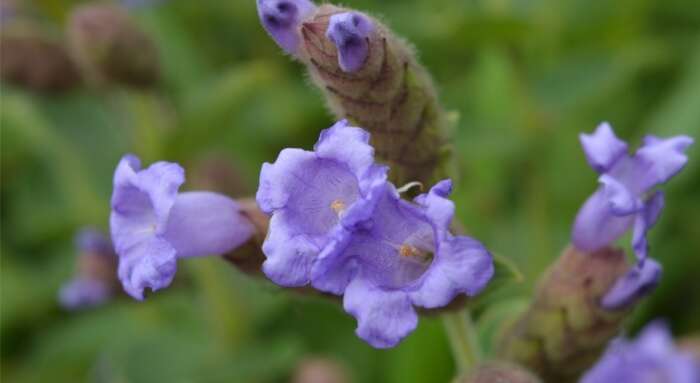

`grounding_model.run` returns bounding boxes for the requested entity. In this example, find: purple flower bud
[572,122,693,261]
[581,321,699,383]
[325,12,374,73]
[312,181,494,348]
[600,258,662,310]
[257,0,317,56]
[256,120,388,287]
[110,155,254,300]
